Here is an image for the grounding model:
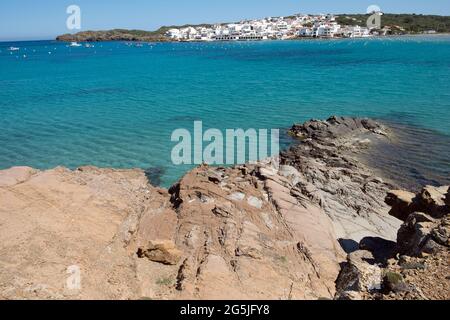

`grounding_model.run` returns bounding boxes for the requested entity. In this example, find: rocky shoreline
[336,185,449,300]
[0,116,448,300]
